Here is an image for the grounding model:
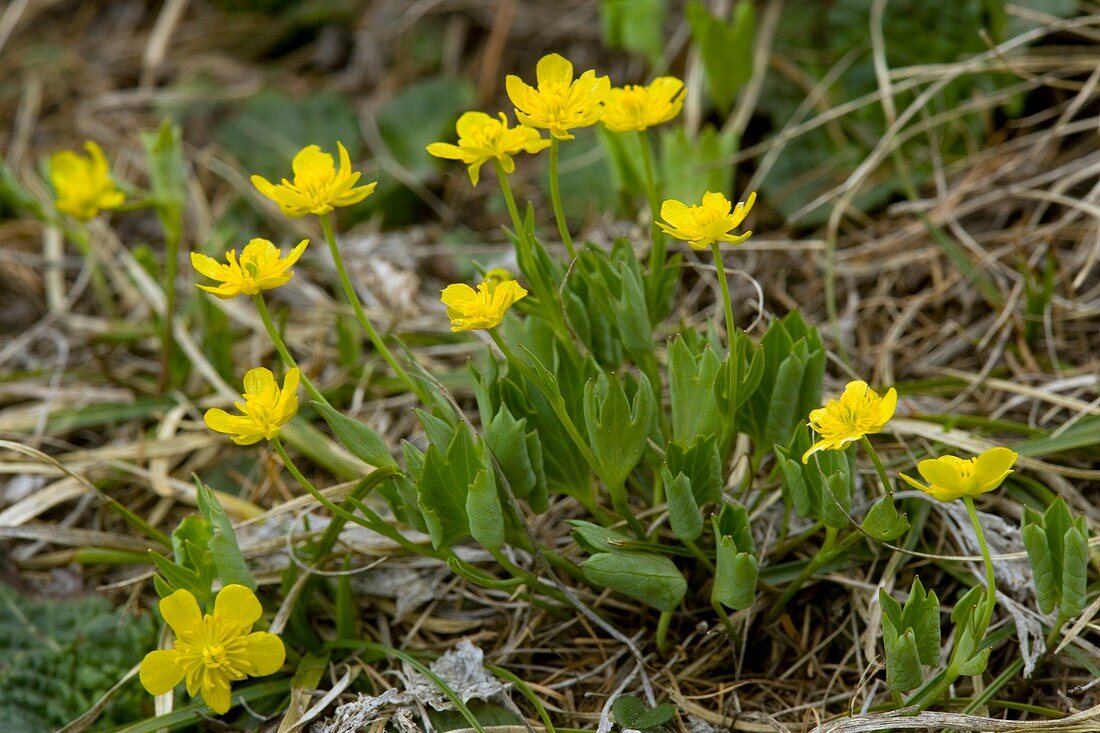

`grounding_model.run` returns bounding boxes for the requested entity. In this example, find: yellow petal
[701,191,732,216]
[455,111,494,140]
[159,589,202,635]
[243,367,276,396]
[427,142,465,161]
[191,252,228,282]
[877,388,898,425]
[974,447,1017,493]
[292,145,334,182]
[139,649,186,695]
[238,631,286,676]
[200,674,233,715]
[336,141,353,178]
[801,438,830,463]
[204,408,257,436]
[916,457,967,499]
[440,283,478,309]
[659,199,690,228]
[898,472,929,492]
[213,584,262,631]
[536,53,573,87]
